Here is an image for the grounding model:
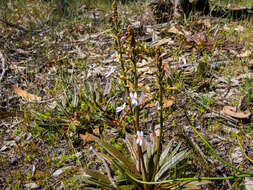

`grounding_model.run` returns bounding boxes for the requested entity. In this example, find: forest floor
[0,0,253,189]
